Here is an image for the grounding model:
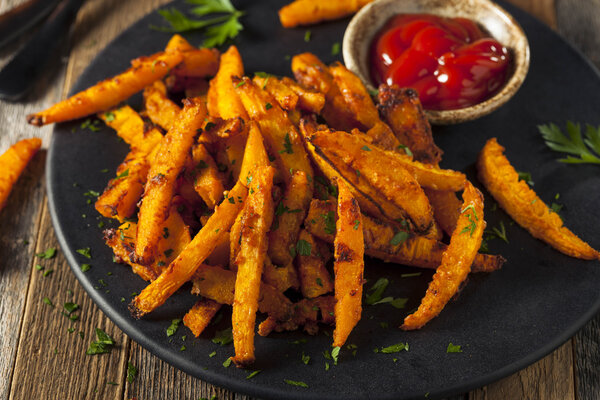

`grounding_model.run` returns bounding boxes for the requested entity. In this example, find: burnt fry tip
[128,301,145,319]
[26,114,44,126]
